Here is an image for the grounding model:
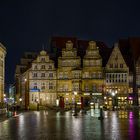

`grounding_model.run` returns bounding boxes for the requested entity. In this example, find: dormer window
[41,65,45,69]
[48,65,52,69]
[41,57,45,62]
